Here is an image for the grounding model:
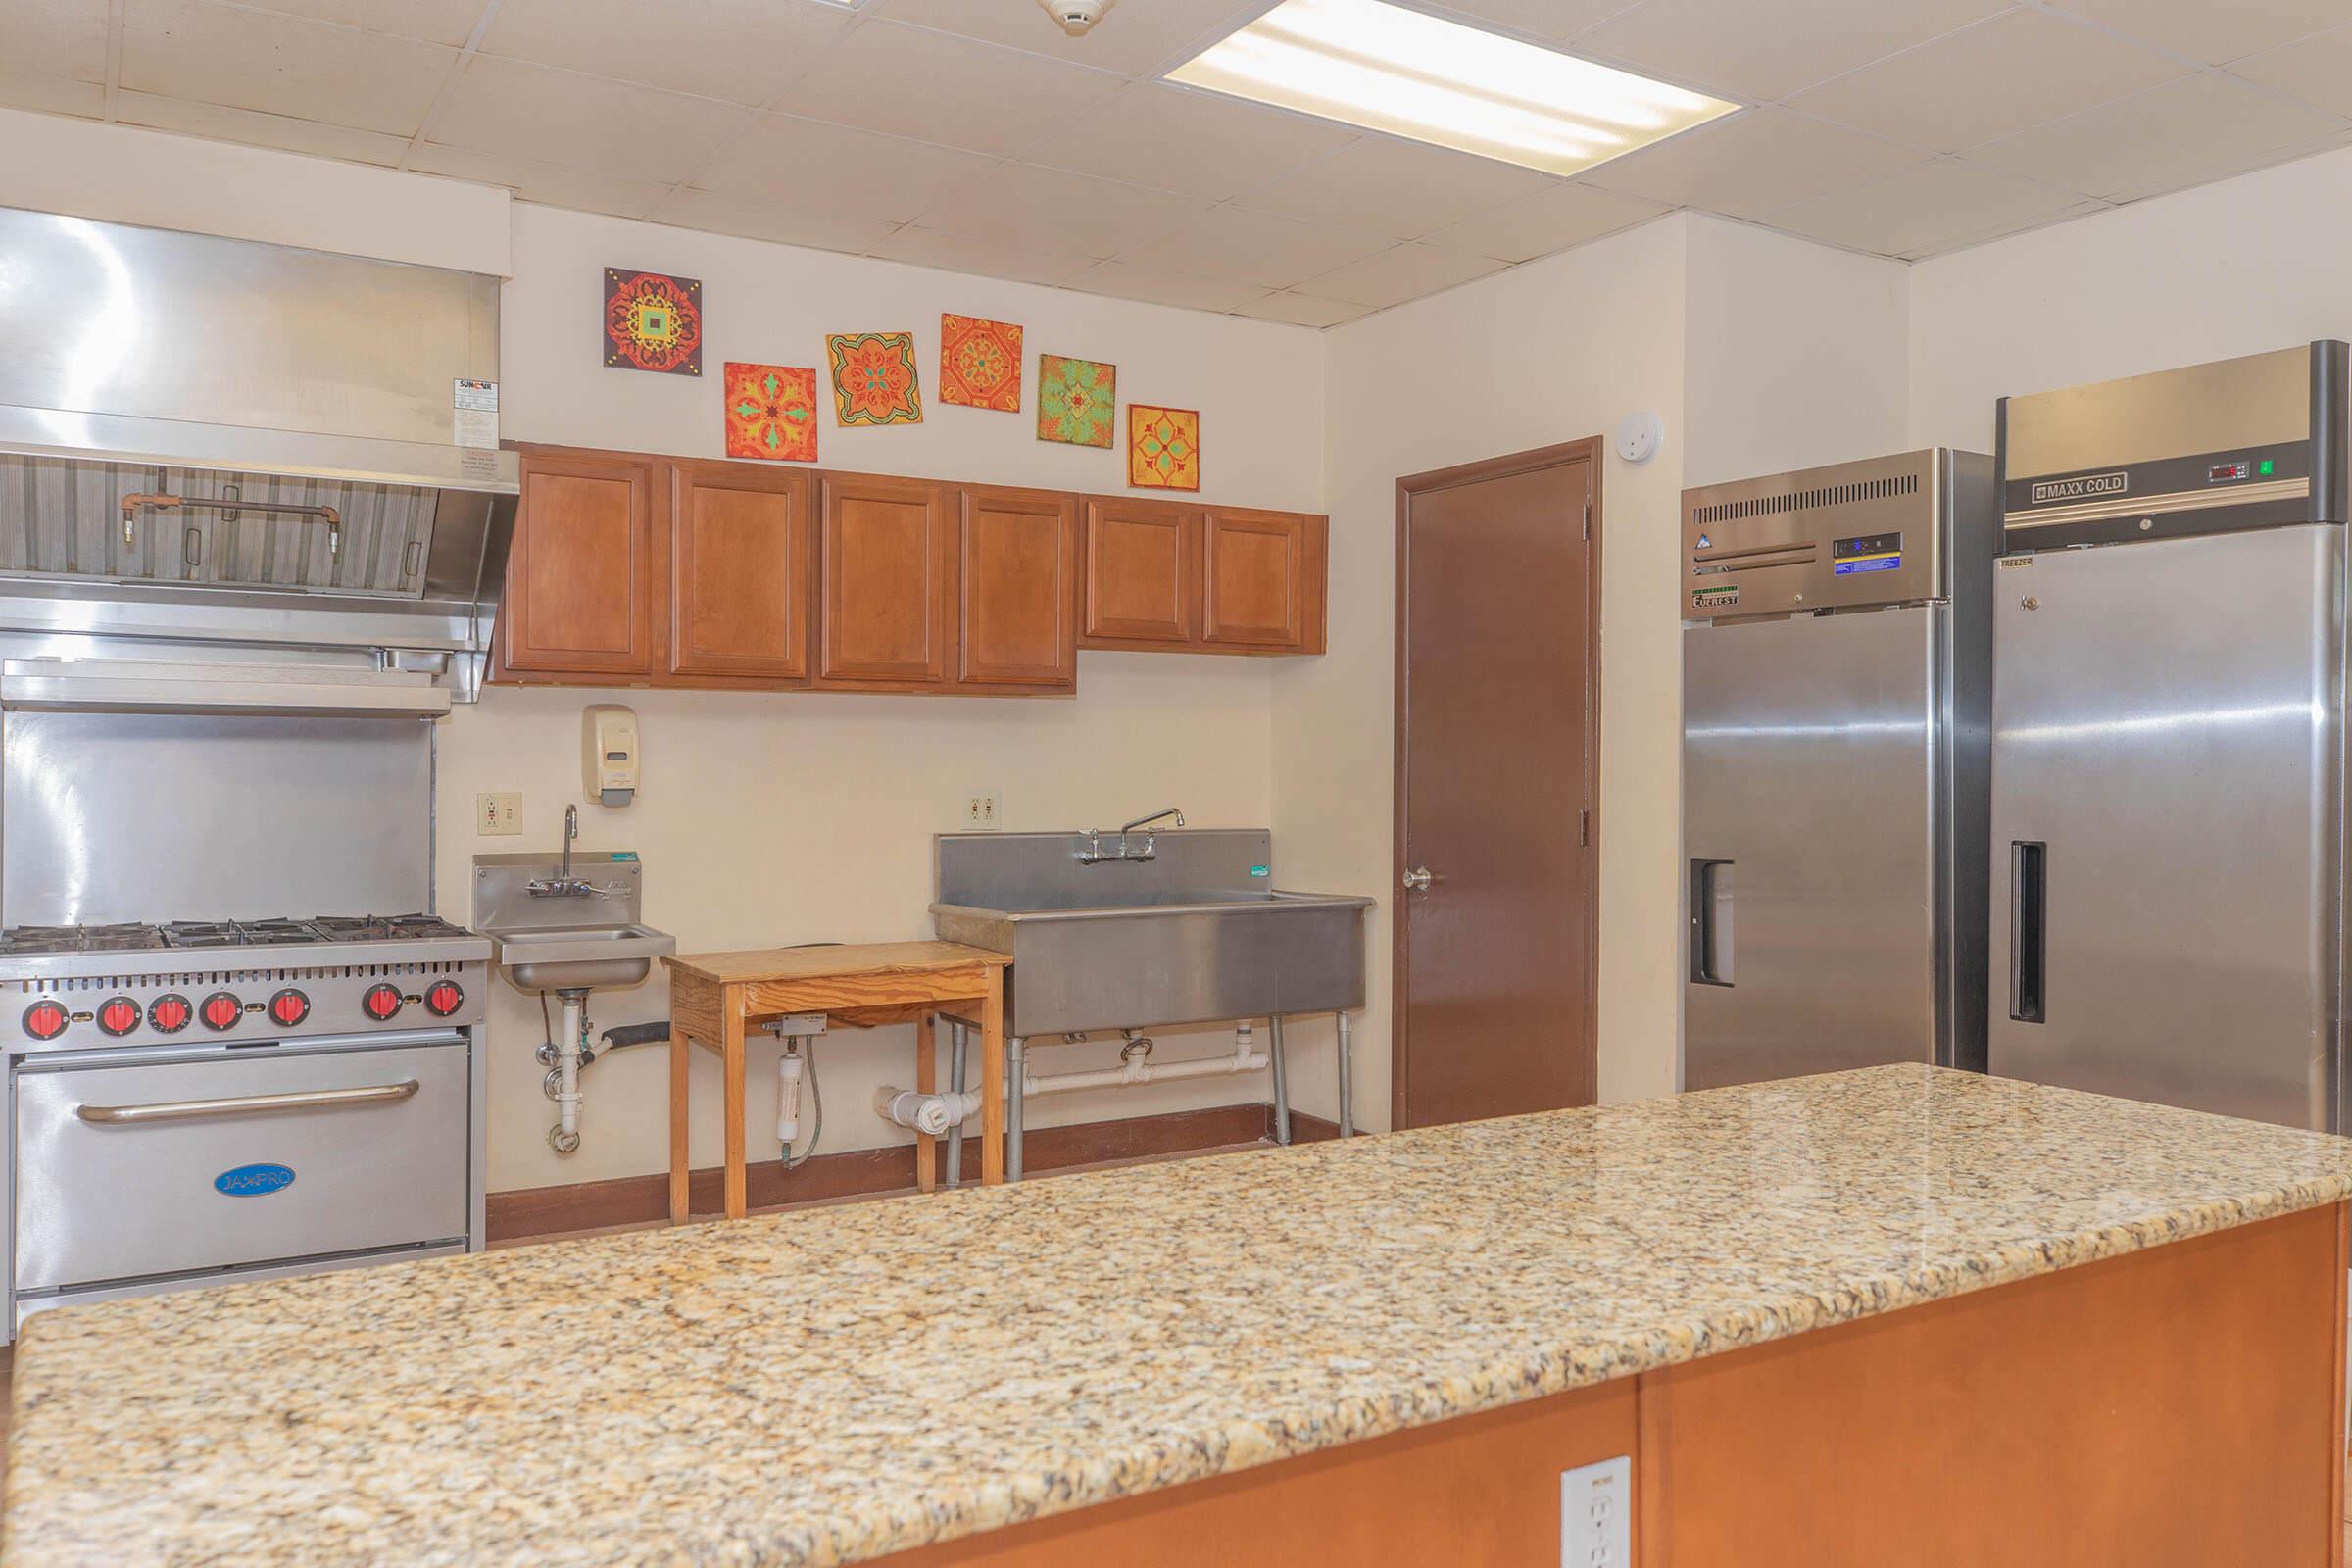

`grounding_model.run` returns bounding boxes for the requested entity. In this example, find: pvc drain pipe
[872,1086,986,1137]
